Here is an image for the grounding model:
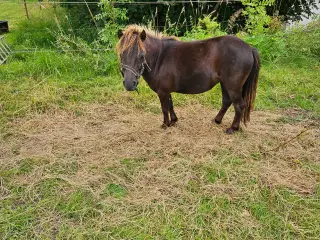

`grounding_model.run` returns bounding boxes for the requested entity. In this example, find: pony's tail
[242,48,260,125]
